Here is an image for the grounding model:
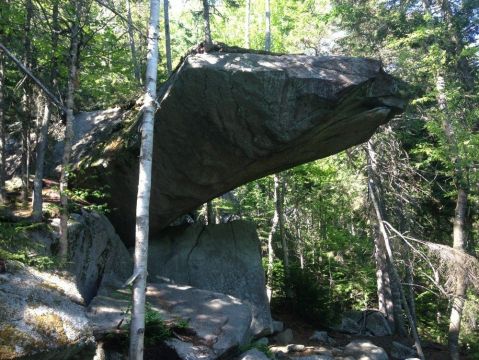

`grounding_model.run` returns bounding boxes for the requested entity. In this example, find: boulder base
[148,221,272,336]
